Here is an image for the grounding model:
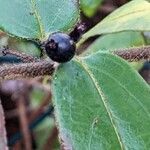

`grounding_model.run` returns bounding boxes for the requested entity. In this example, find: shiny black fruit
[44,32,76,63]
